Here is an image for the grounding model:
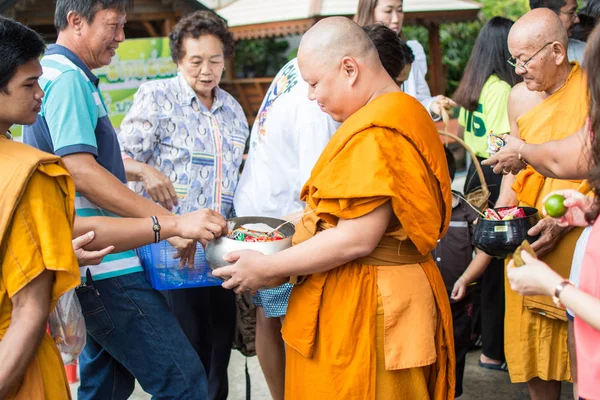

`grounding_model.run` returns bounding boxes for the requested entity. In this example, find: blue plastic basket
[135,241,222,290]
